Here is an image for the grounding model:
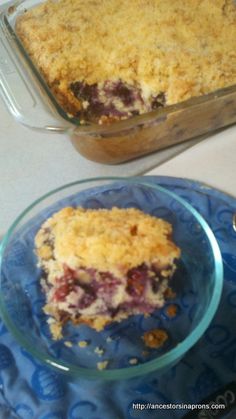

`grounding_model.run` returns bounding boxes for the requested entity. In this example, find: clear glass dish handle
[0,21,69,132]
